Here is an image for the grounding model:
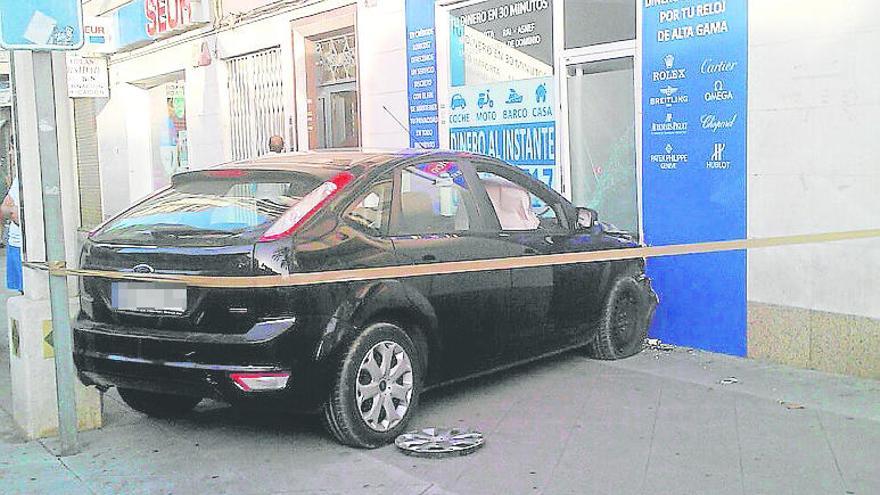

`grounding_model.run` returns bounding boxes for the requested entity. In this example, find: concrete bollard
[7,295,102,439]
